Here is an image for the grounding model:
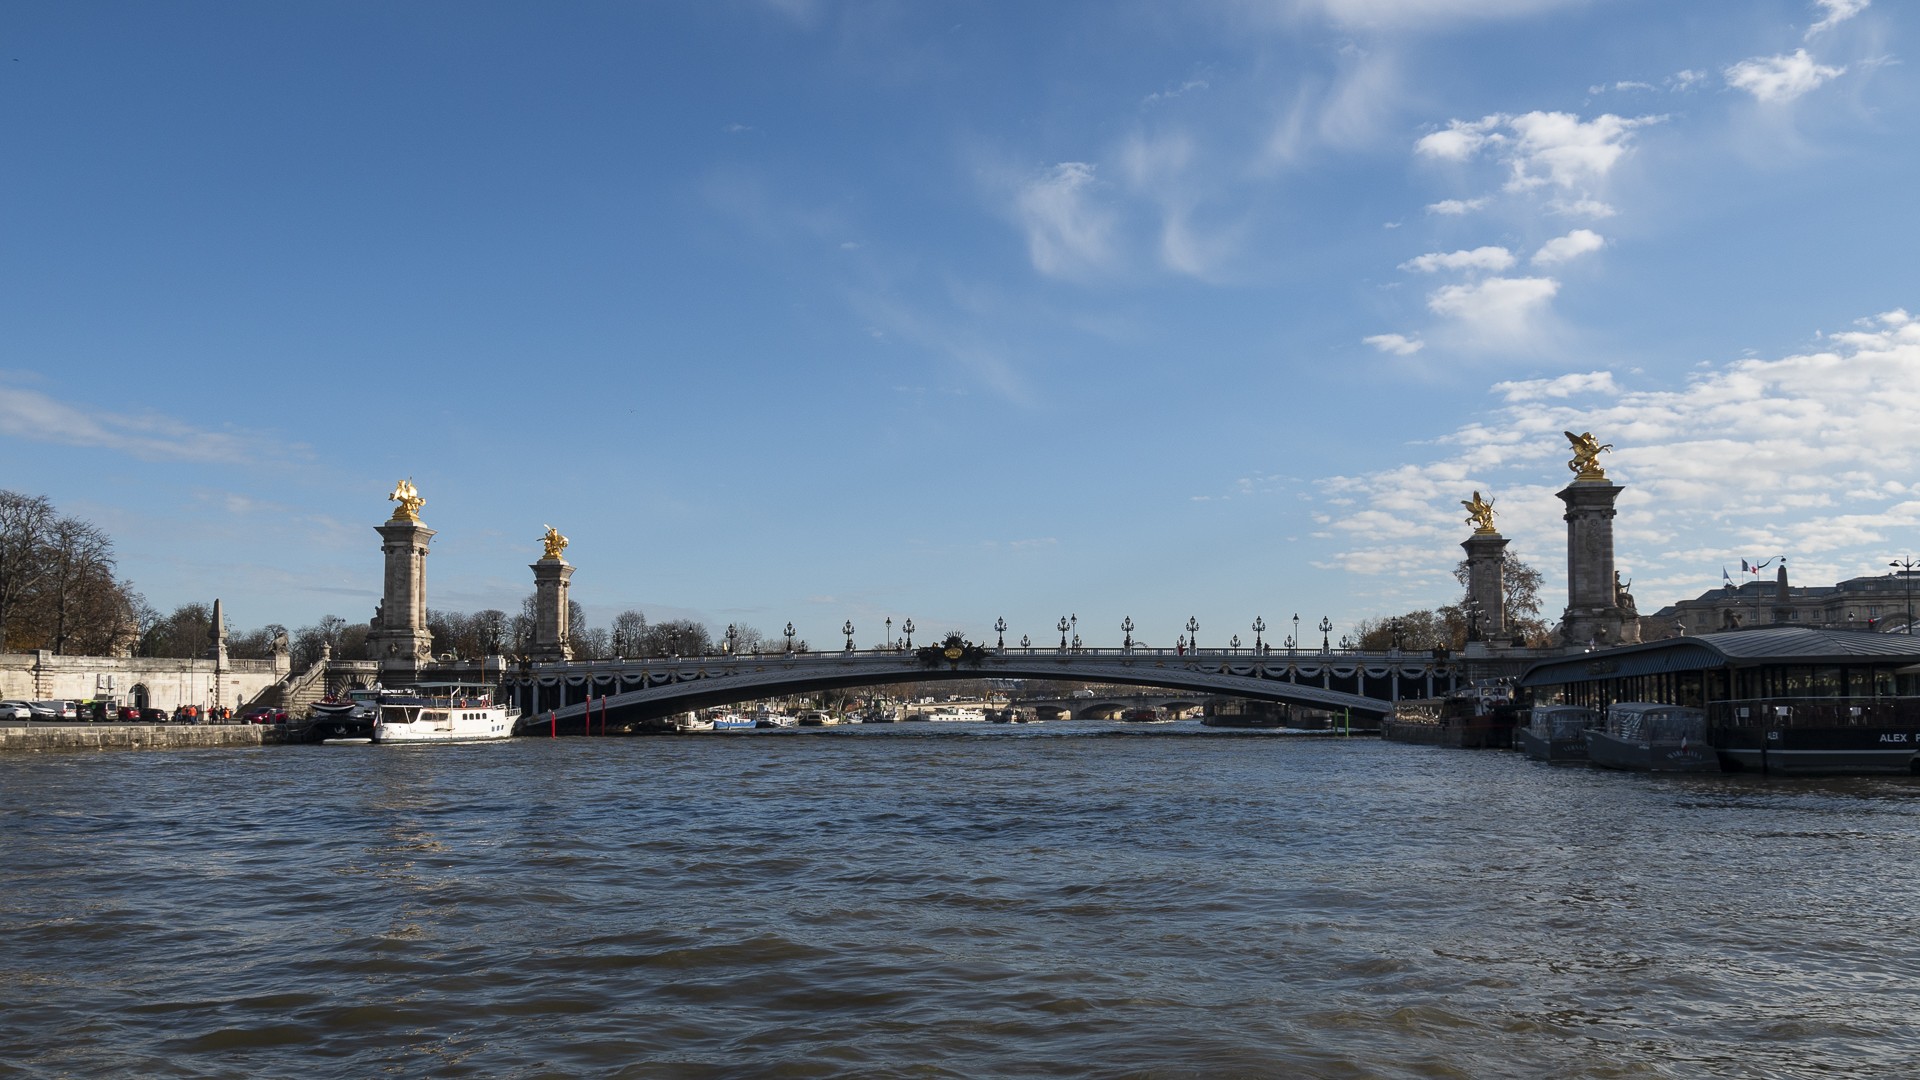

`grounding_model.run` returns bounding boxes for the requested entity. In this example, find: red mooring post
[601,695,609,736]
[550,710,557,738]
